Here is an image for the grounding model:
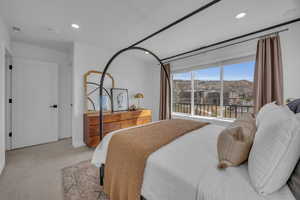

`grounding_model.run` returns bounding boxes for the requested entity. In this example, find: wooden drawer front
[104,110,152,123]
[119,110,152,121]
[103,116,151,133]
[85,110,152,123]
[87,116,99,125]
[88,125,99,136]
[104,122,121,134]
[120,117,152,129]
[86,136,100,148]
[88,123,121,136]
[84,110,152,147]
[87,132,115,148]
[137,116,152,125]
[88,117,151,136]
